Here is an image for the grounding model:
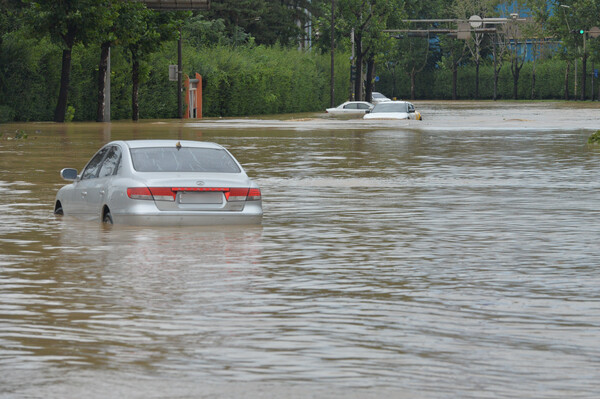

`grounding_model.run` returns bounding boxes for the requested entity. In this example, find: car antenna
[176,141,182,150]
